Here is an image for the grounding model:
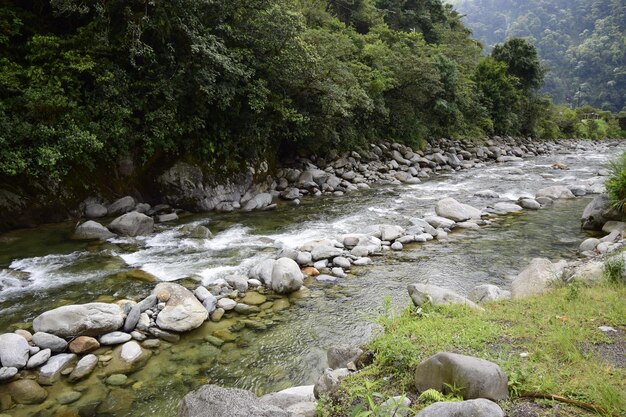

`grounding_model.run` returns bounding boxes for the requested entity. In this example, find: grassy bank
[317,264,626,416]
